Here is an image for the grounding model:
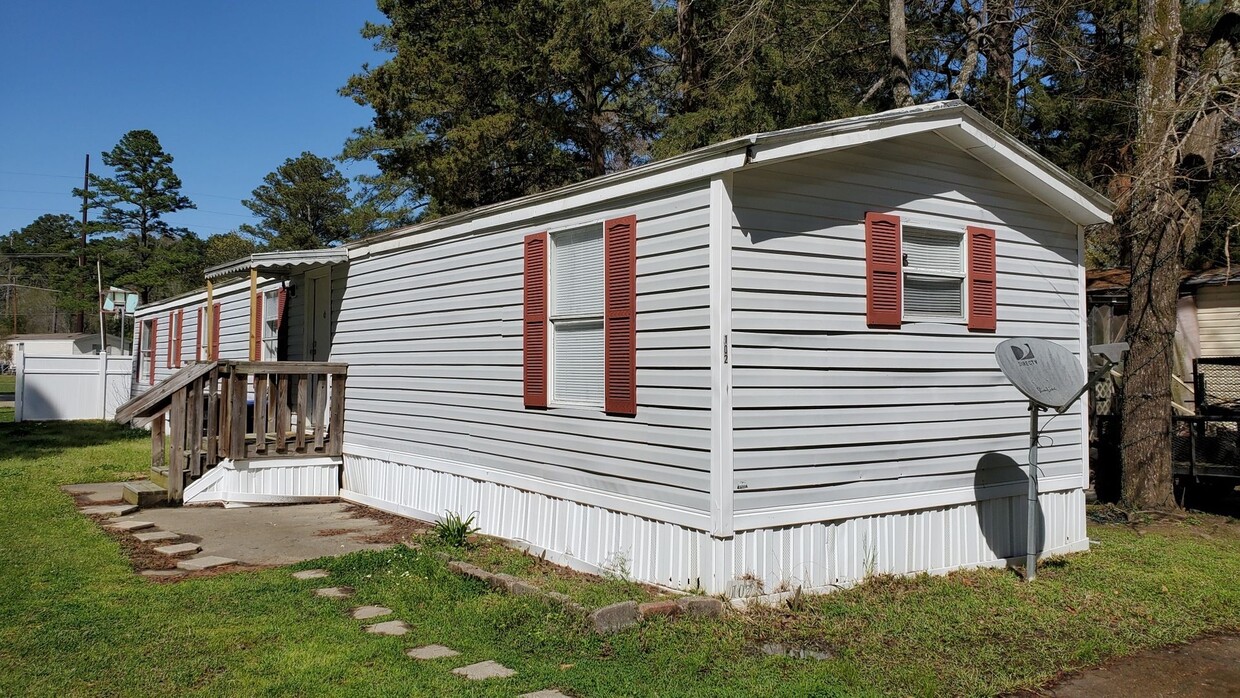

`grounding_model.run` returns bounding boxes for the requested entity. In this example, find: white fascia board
[938,122,1113,226]
[745,114,964,167]
[350,150,750,260]
[133,277,279,318]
